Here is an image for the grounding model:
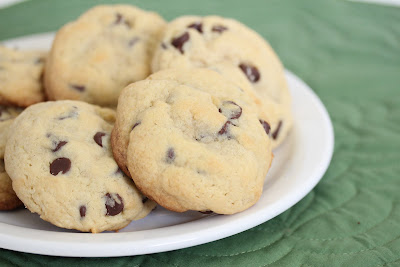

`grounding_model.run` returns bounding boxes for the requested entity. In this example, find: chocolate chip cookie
[0,105,23,210]
[4,101,155,232]
[151,16,292,148]
[0,46,47,107]
[112,68,273,214]
[44,5,166,107]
